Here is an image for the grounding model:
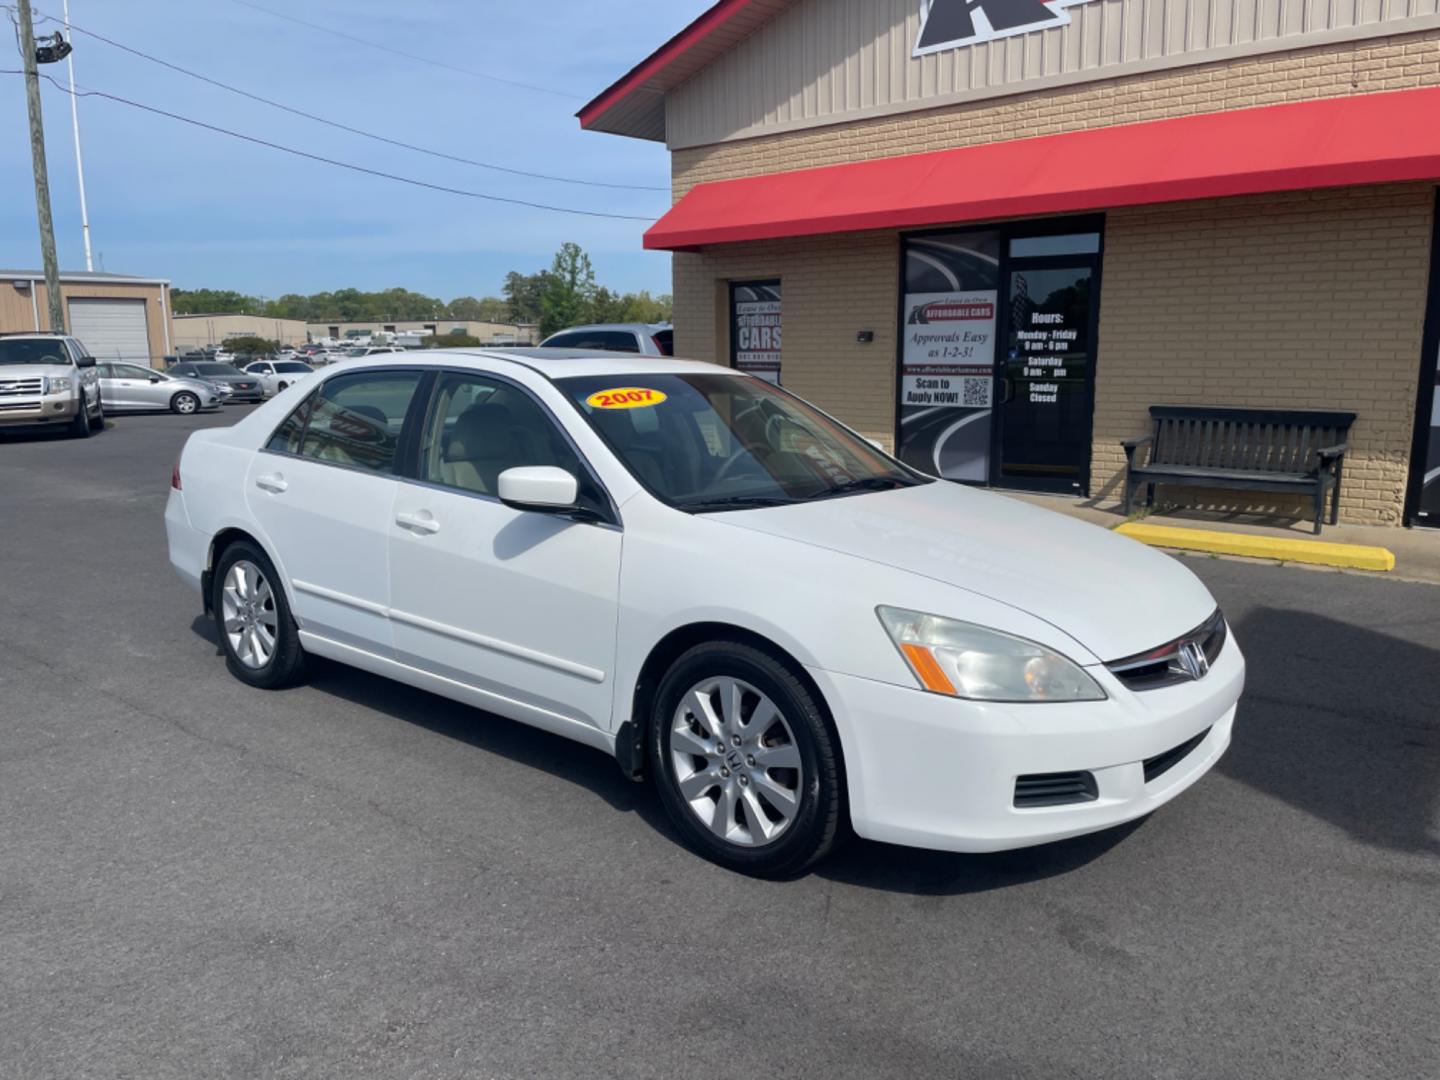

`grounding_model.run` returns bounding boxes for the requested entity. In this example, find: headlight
[877,606,1106,703]
[46,376,73,395]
